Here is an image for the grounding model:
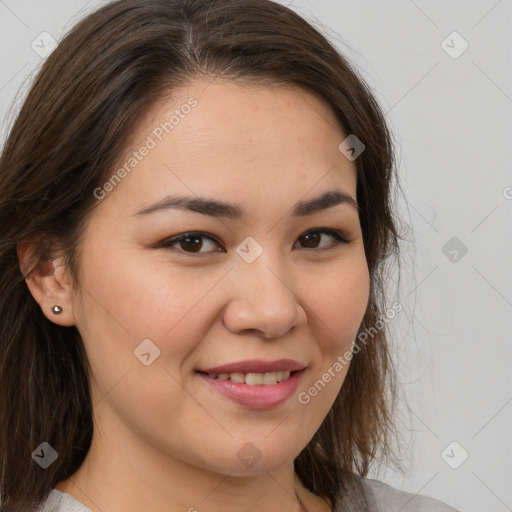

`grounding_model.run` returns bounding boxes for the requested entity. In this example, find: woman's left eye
[157,229,350,255]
